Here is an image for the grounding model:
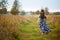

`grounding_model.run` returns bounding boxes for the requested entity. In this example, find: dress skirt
[40,19,51,34]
